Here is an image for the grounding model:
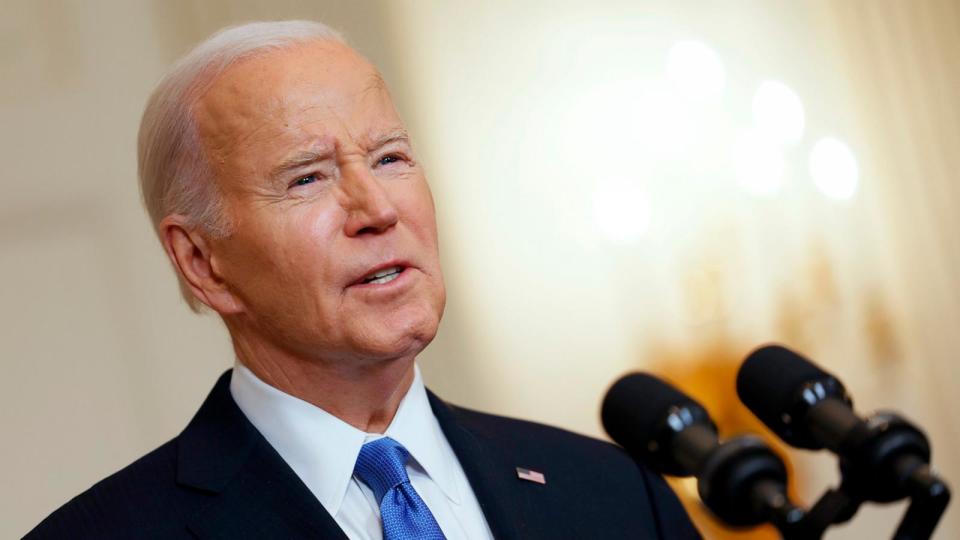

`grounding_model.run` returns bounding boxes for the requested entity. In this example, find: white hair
[137,20,345,312]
